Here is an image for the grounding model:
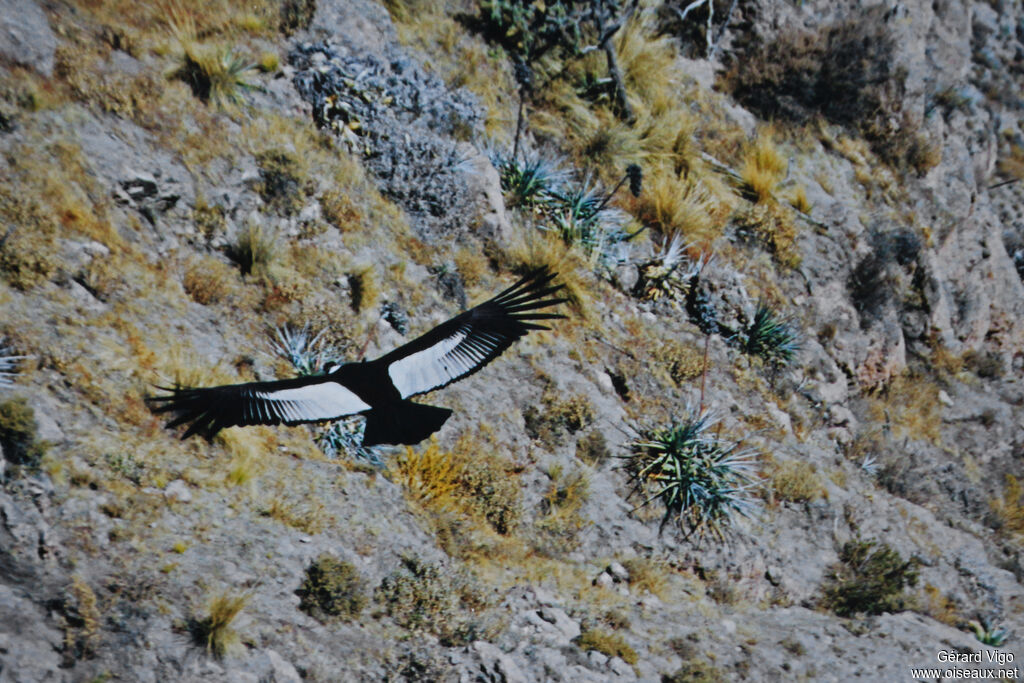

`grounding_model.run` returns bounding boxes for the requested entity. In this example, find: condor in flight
[148,268,566,446]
